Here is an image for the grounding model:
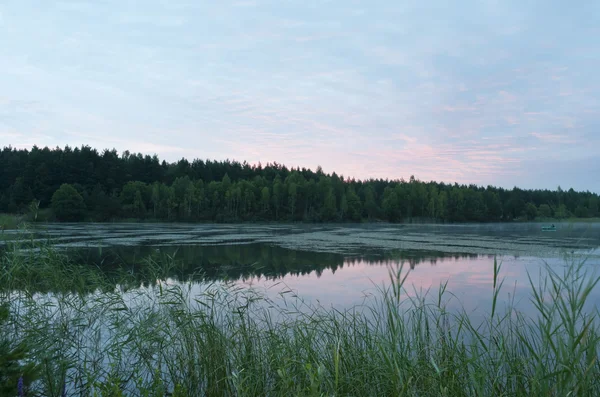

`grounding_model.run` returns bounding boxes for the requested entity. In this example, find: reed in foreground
[1,240,599,396]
